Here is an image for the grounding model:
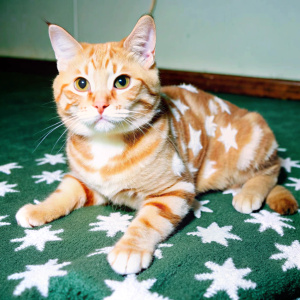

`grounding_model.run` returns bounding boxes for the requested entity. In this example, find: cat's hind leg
[16,174,106,227]
[232,160,298,214]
